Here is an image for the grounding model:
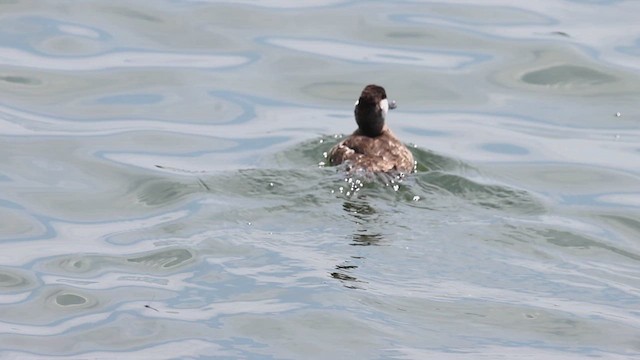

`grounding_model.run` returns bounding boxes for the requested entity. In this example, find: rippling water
[1,0,640,358]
